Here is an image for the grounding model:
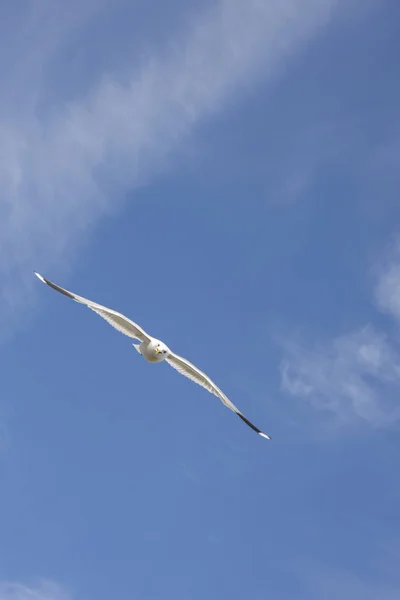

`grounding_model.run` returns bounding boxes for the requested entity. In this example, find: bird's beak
[155,348,161,354]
